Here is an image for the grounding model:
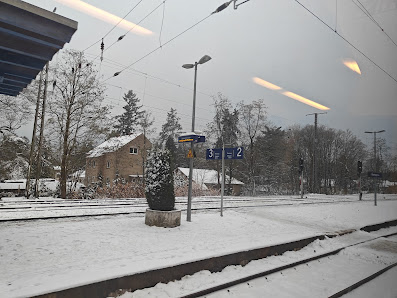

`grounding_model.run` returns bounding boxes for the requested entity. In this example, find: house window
[92,160,96,168]
[106,161,110,168]
[130,147,138,155]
